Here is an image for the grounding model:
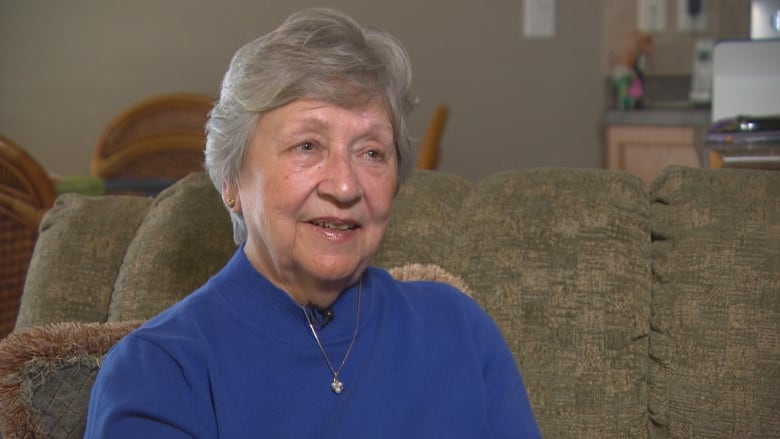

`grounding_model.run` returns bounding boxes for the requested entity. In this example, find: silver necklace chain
[303,279,362,394]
